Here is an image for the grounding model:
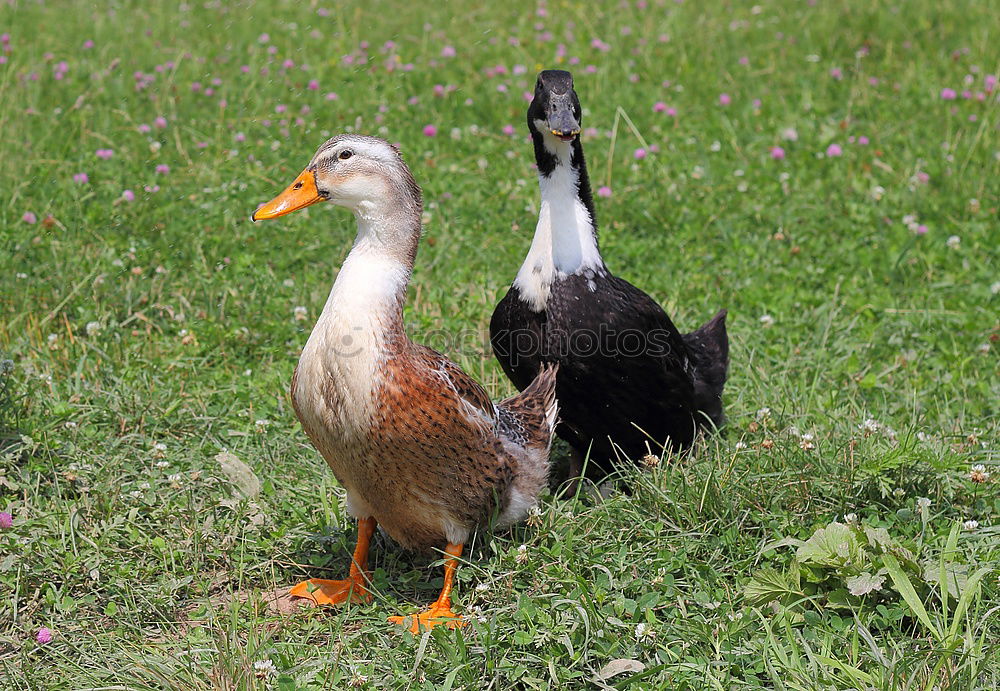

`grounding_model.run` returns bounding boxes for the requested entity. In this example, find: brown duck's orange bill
[251,169,323,221]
